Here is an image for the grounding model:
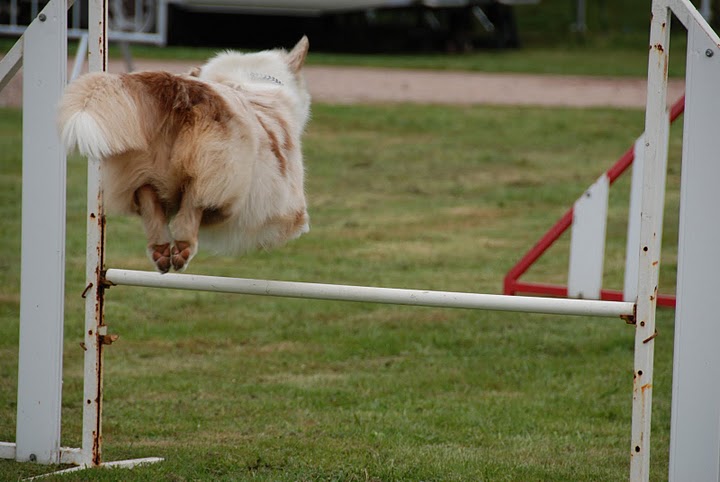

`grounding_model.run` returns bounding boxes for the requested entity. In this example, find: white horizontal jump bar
[105,269,634,319]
